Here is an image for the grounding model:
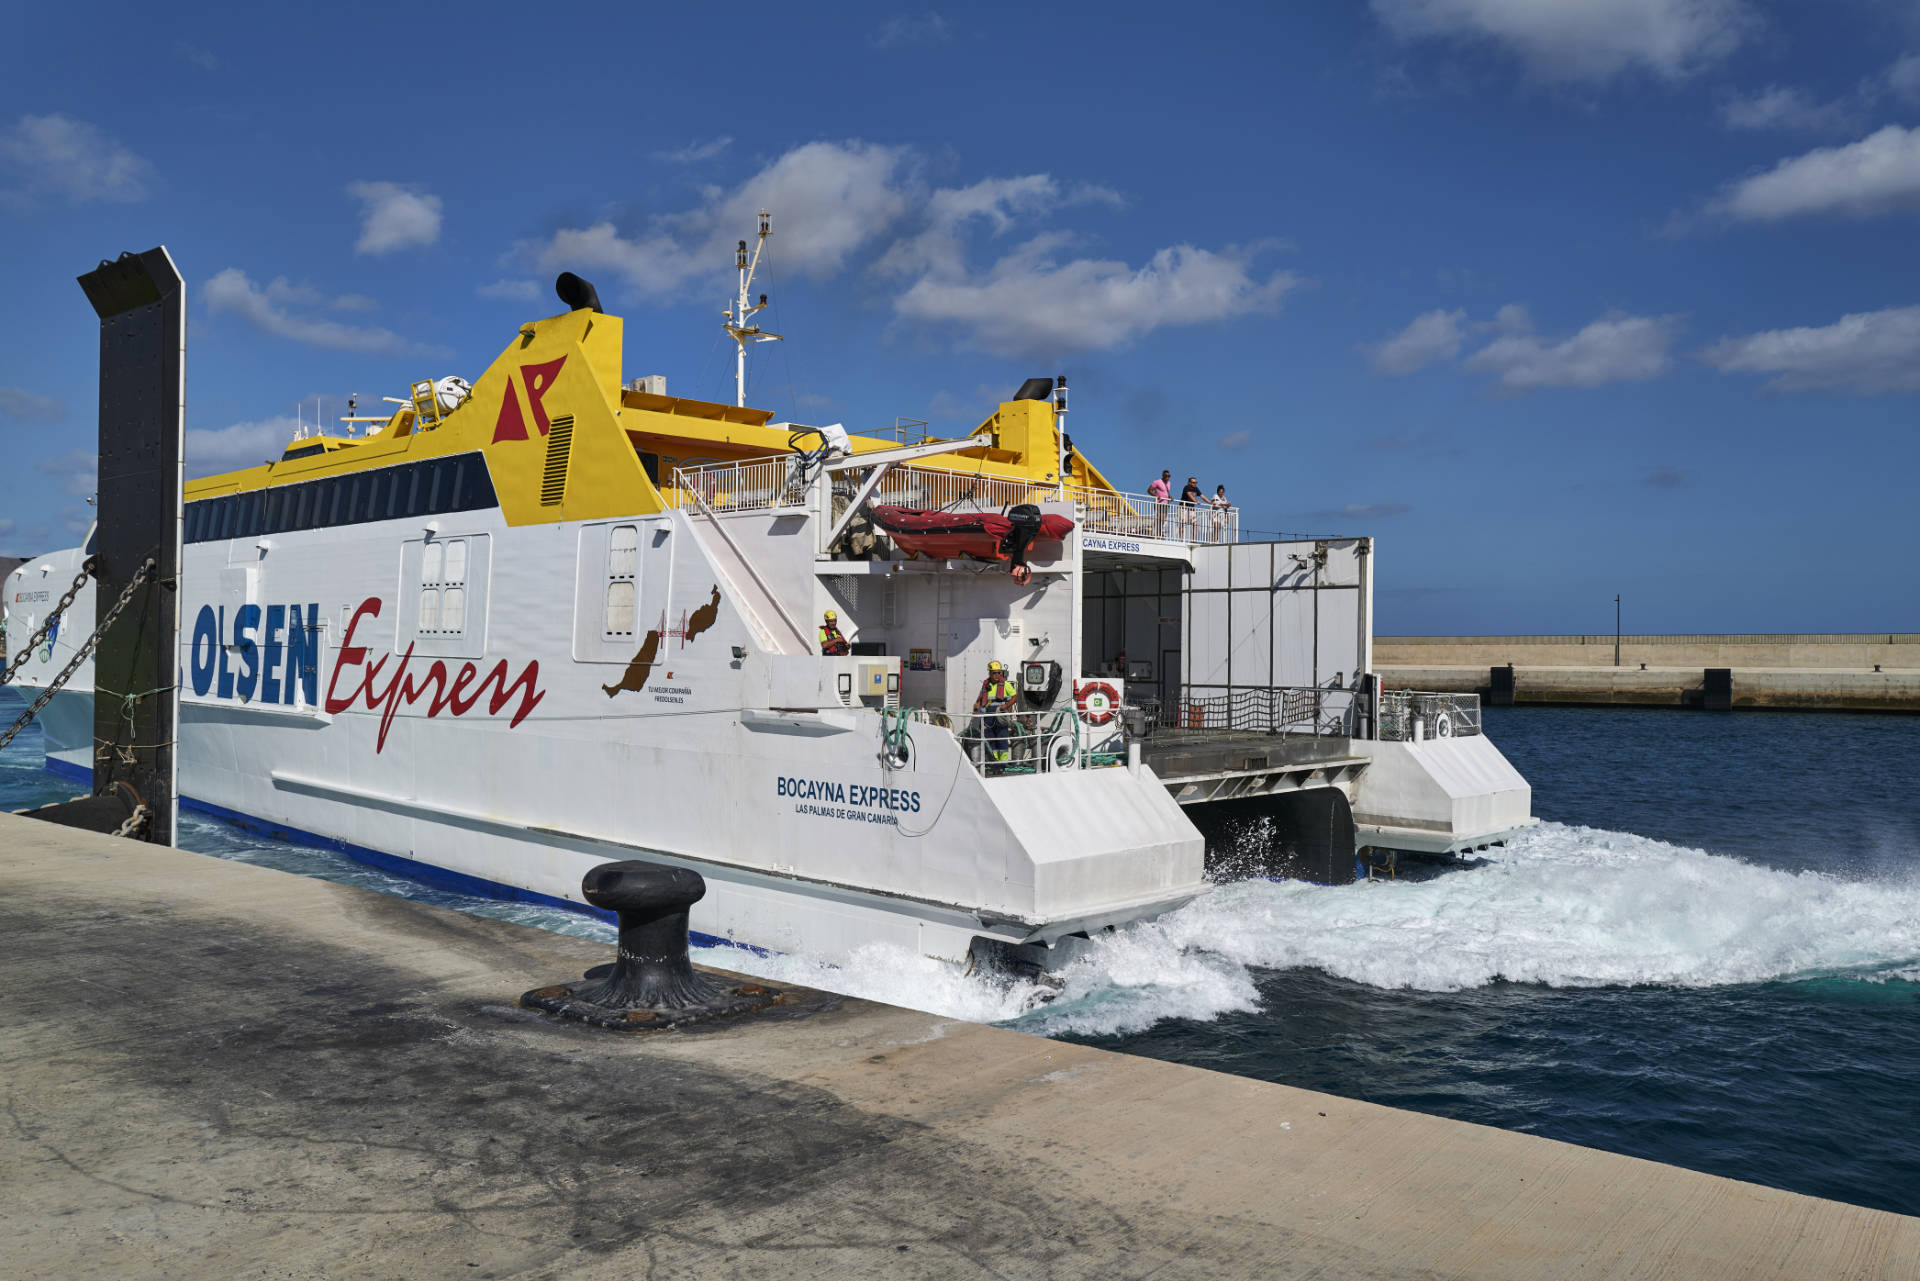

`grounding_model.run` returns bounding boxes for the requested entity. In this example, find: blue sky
[3,0,1918,633]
